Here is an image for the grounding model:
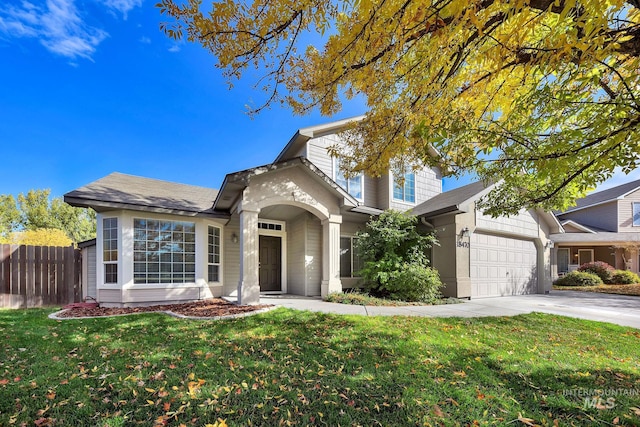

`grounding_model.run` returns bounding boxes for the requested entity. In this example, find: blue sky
[0,0,637,201]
